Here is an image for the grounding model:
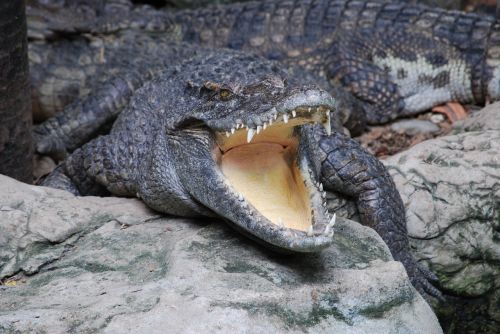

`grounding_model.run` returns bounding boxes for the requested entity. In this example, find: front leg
[317,131,442,300]
[33,68,158,160]
[39,133,134,196]
[40,129,214,218]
